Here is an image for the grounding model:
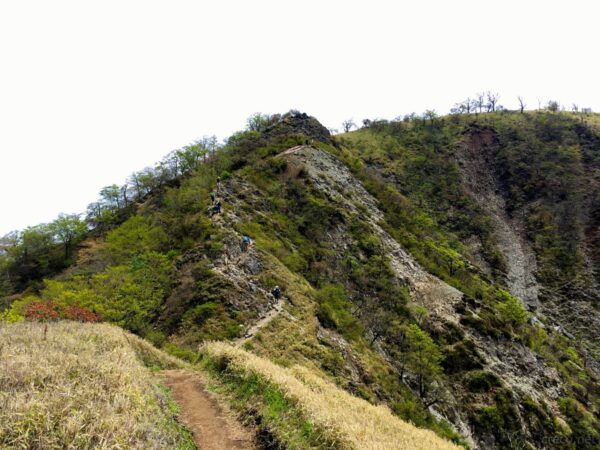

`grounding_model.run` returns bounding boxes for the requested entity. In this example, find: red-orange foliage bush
[64,305,102,323]
[24,300,102,323]
[25,301,61,321]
